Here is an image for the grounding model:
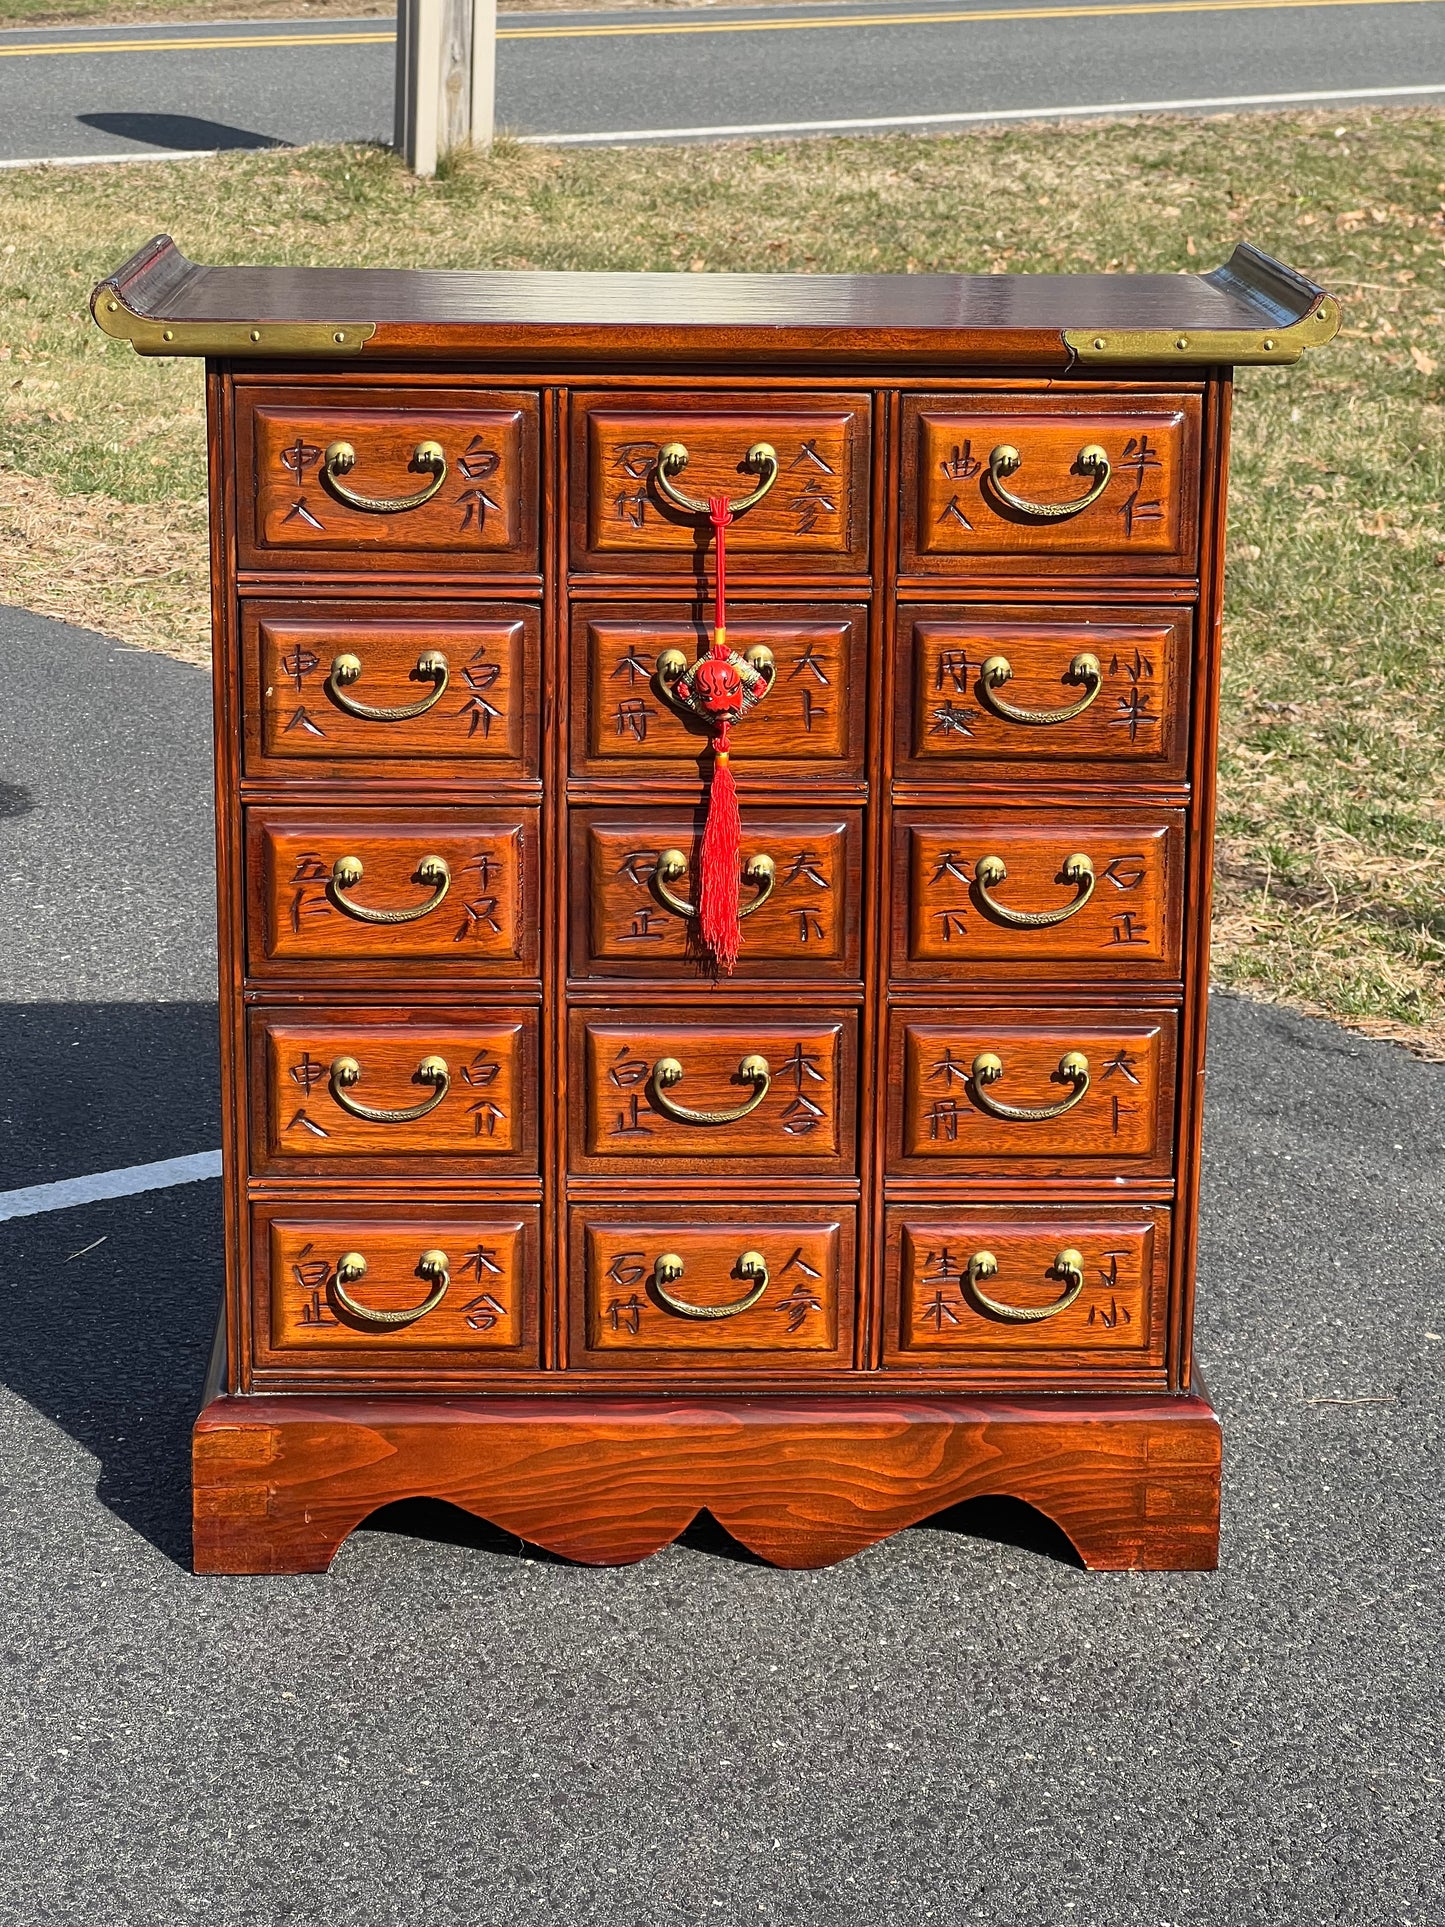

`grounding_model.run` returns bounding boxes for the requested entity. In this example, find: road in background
[0,0,1443,162]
